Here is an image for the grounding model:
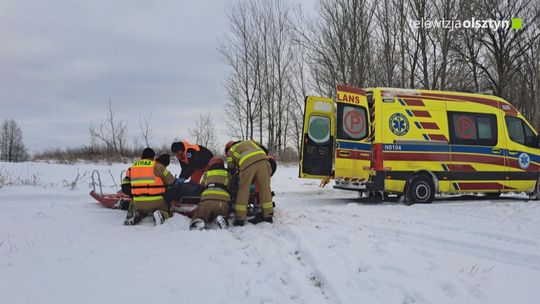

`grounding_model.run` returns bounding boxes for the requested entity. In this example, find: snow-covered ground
[1,161,540,304]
